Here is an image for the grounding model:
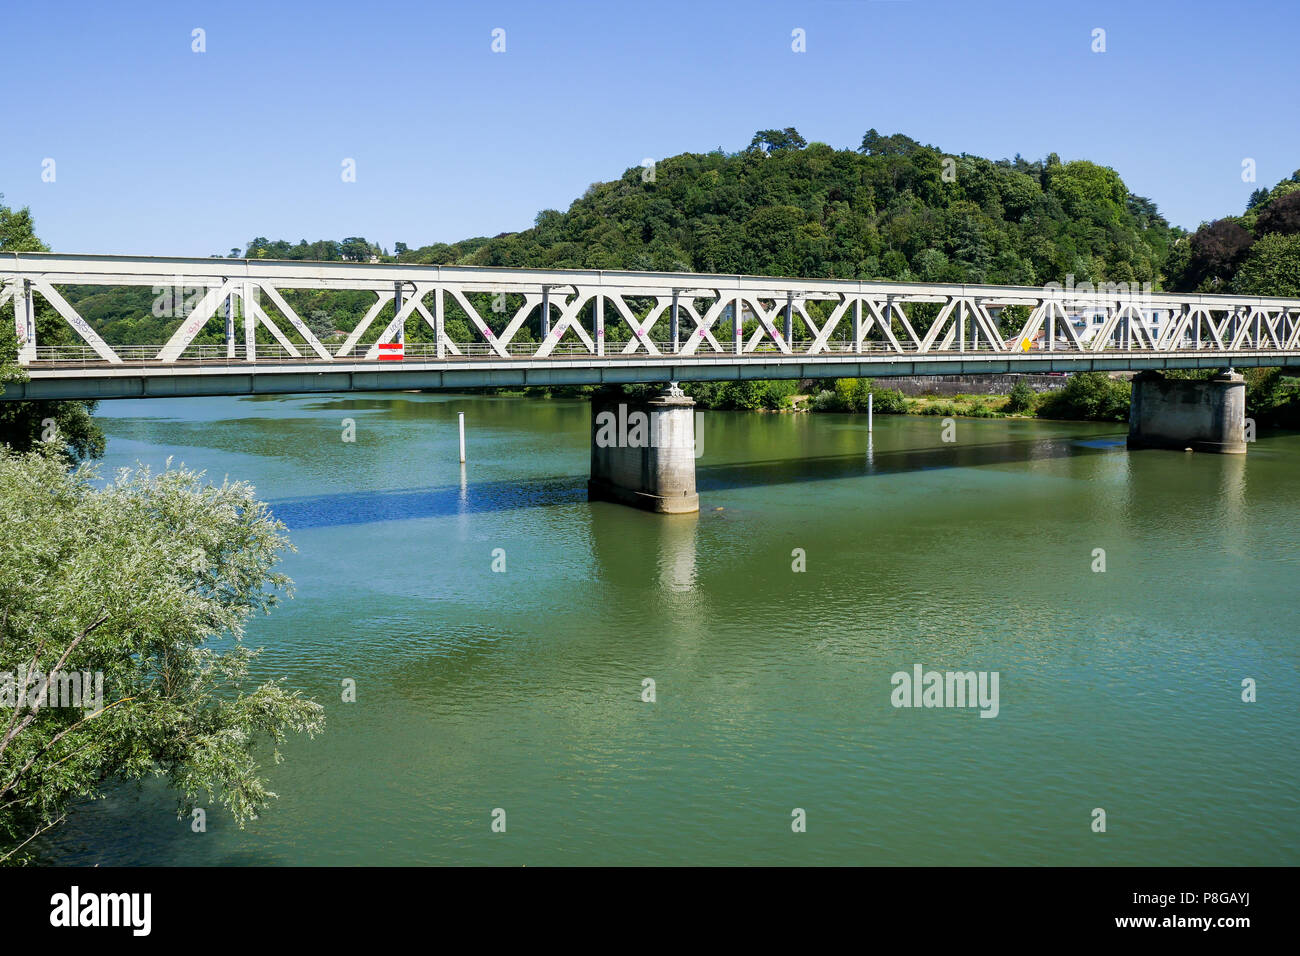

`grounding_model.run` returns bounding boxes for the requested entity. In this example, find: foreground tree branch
[0,449,324,864]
